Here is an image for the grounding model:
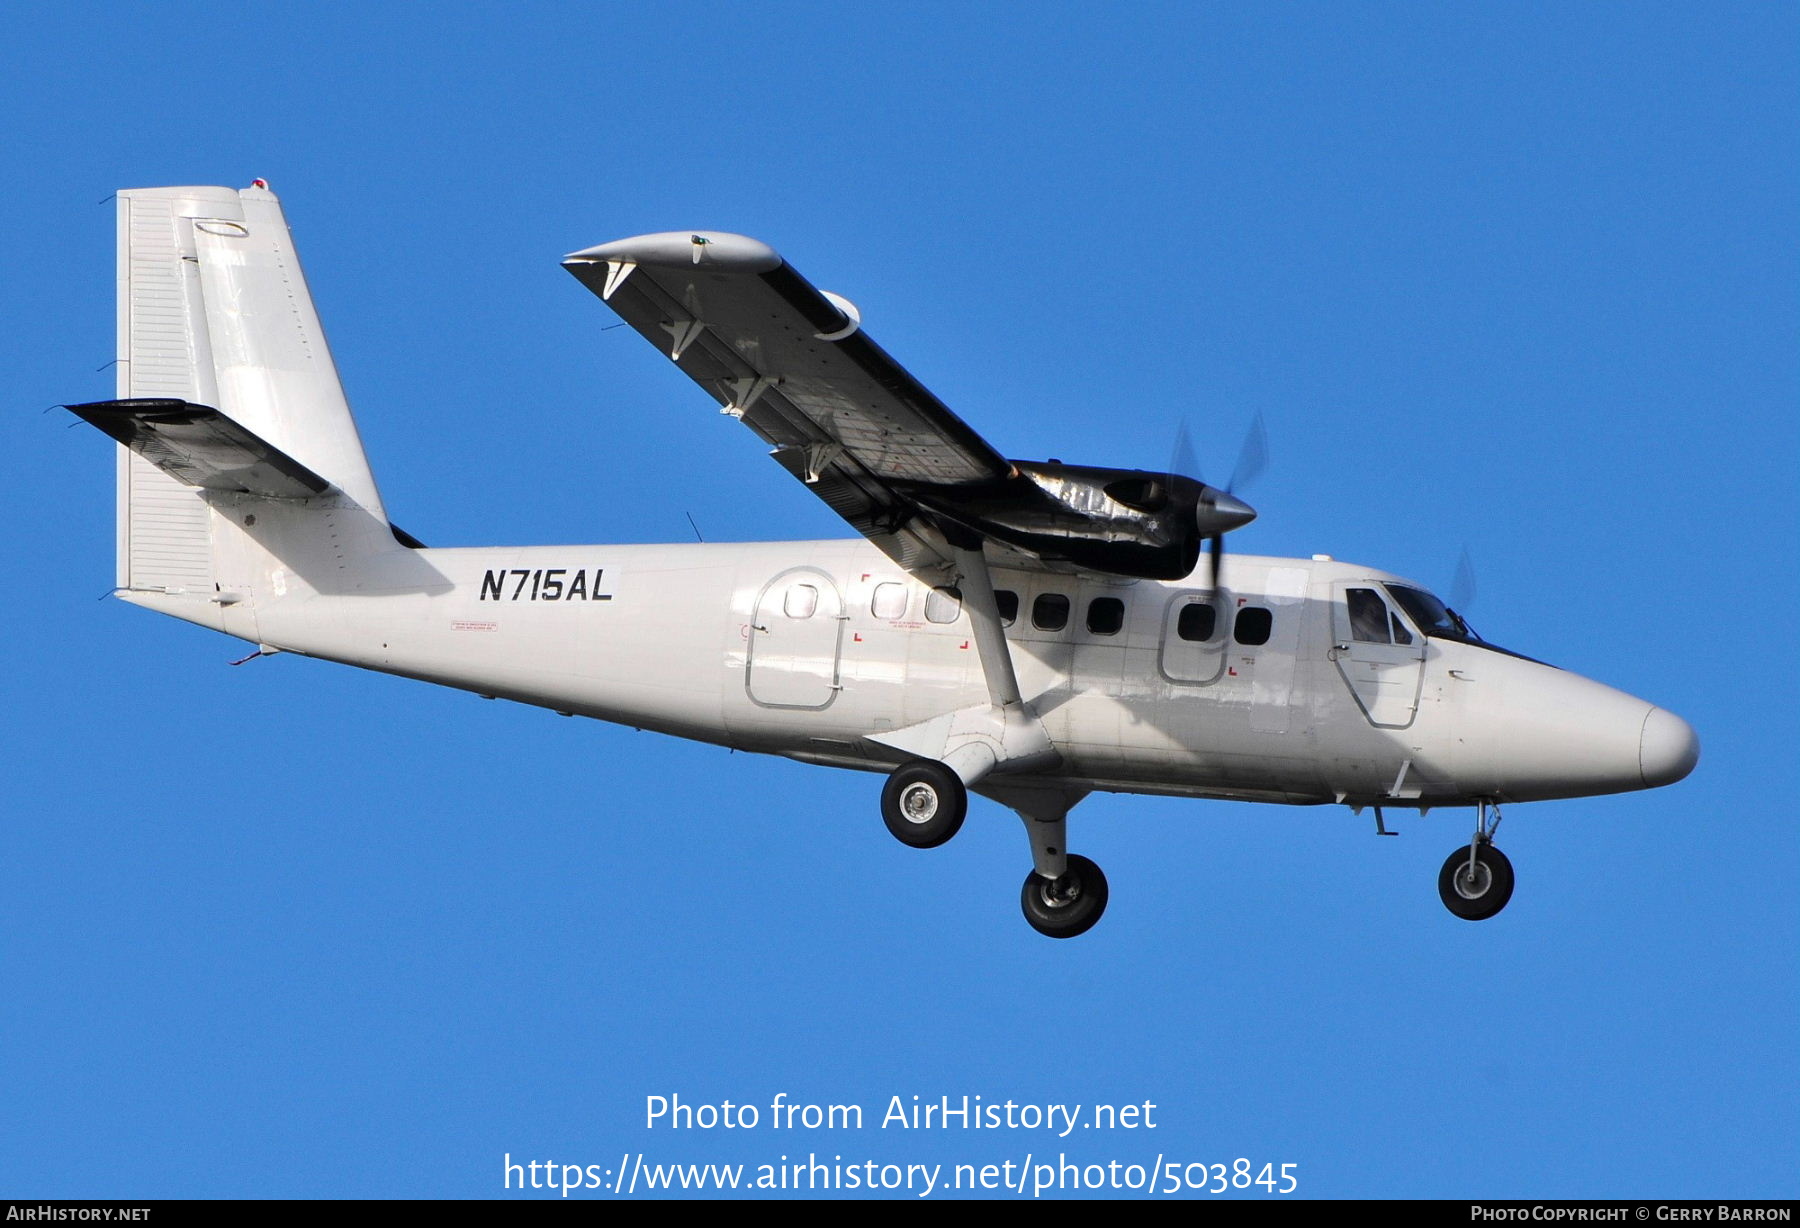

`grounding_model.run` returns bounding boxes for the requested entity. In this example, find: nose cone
[1444,647,1697,802]
[1639,707,1700,788]
[1200,490,1257,534]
